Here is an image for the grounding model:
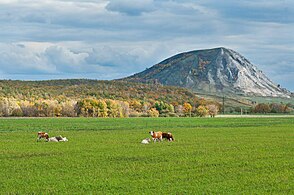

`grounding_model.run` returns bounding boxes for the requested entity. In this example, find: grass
[0,117,293,194]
